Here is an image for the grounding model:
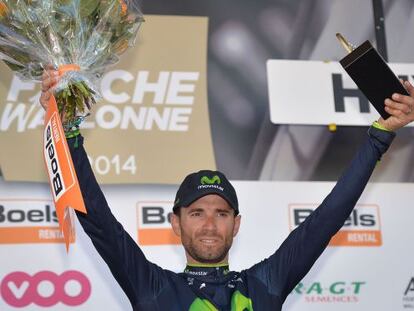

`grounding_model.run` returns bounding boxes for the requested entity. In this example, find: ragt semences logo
[289,204,382,246]
[0,199,69,244]
[293,280,366,303]
[136,201,180,246]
